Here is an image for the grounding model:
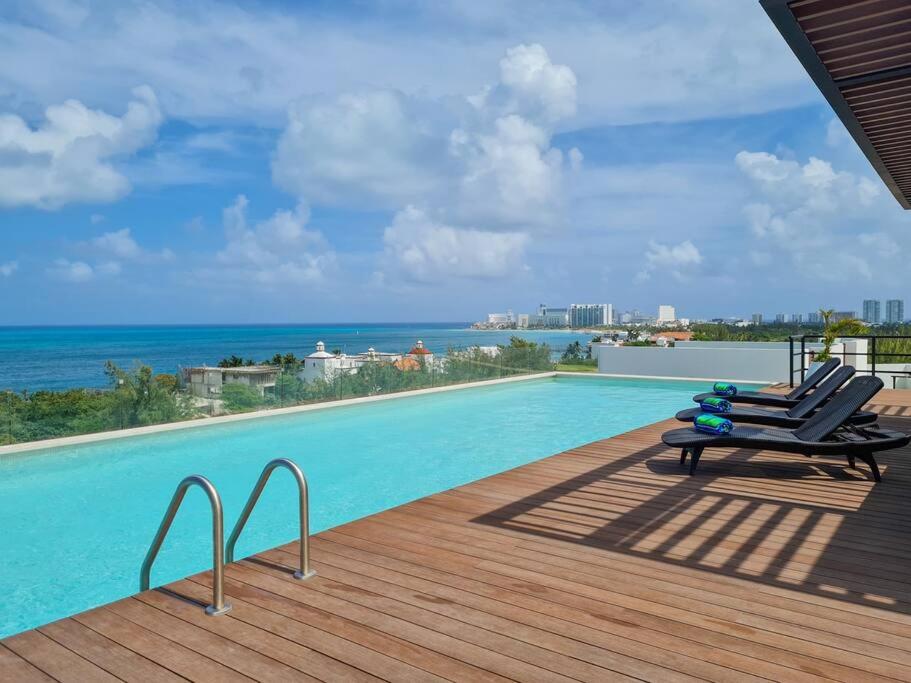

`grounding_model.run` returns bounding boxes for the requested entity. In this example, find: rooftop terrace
[3,387,910,681]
